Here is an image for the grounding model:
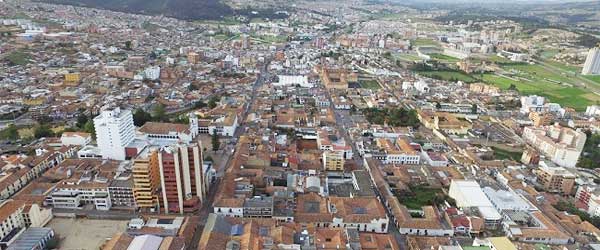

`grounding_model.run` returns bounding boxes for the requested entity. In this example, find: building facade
[94,108,135,160]
[158,142,205,214]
